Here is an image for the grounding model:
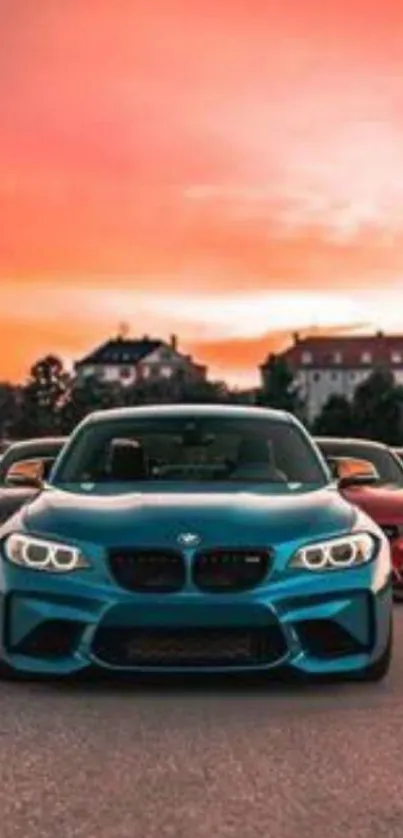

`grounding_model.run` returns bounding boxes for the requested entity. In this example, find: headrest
[108,439,147,480]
